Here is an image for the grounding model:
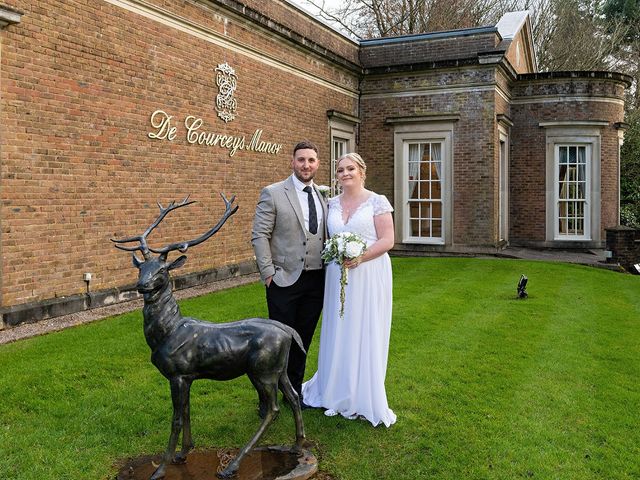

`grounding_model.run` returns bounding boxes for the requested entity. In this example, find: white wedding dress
[302,192,397,427]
